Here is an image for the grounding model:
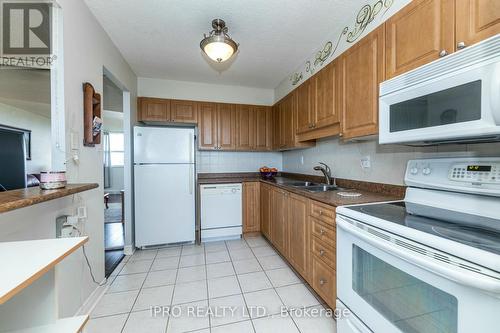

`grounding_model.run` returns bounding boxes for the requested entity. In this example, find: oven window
[353,245,458,333]
[390,80,481,132]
